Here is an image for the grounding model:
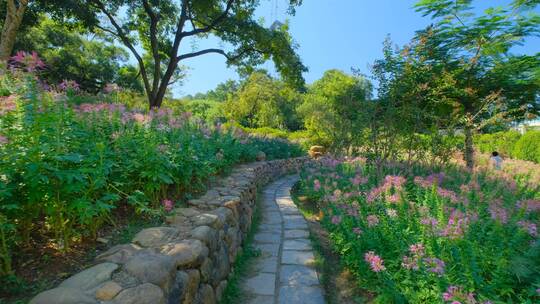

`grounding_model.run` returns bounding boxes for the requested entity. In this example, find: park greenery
[0,0,539,302]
